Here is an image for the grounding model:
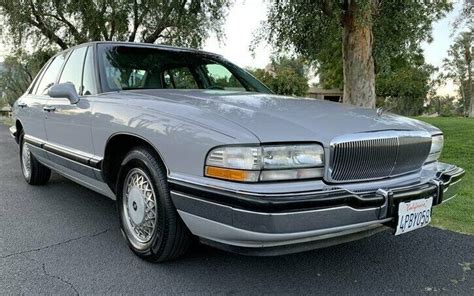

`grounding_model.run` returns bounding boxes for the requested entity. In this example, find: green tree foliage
[442,28,473,117]
[0,49,54,105]
[424,95,462,117]
[249,57,309,96]
[0,0,231,49]
[453,0,473,31]
[0,0,231,103]
[256,0,451,111]
[376,51,436,116]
